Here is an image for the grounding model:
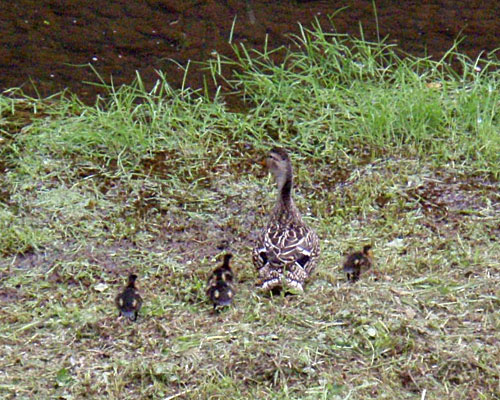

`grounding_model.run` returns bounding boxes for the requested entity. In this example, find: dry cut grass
[1,145,498,399]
